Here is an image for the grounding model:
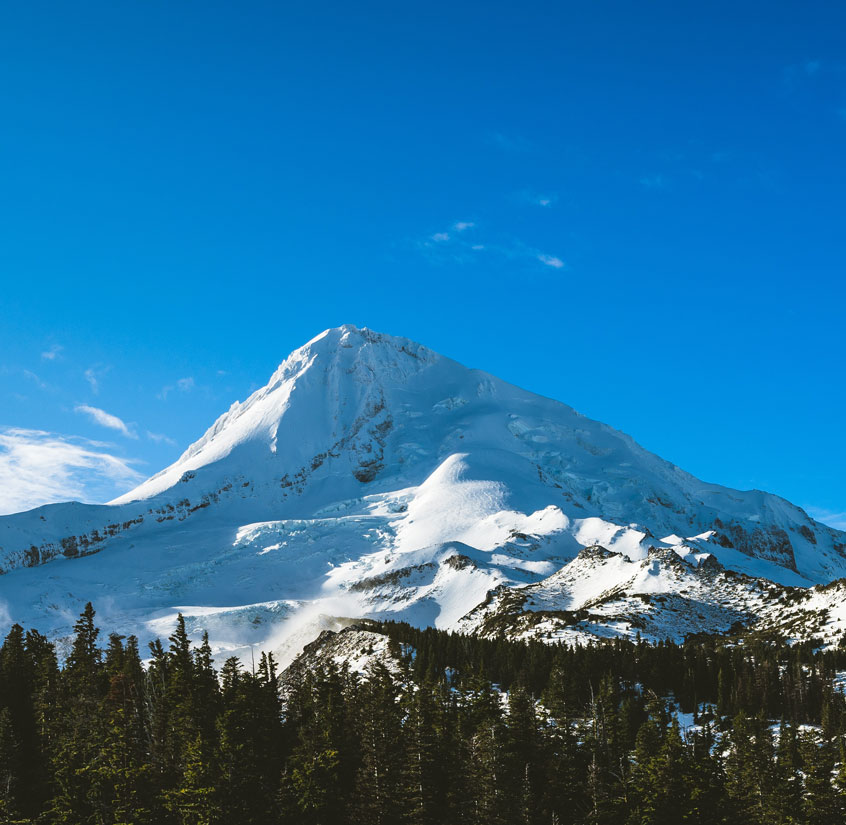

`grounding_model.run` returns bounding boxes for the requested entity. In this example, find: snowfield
[0,325,844,662]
